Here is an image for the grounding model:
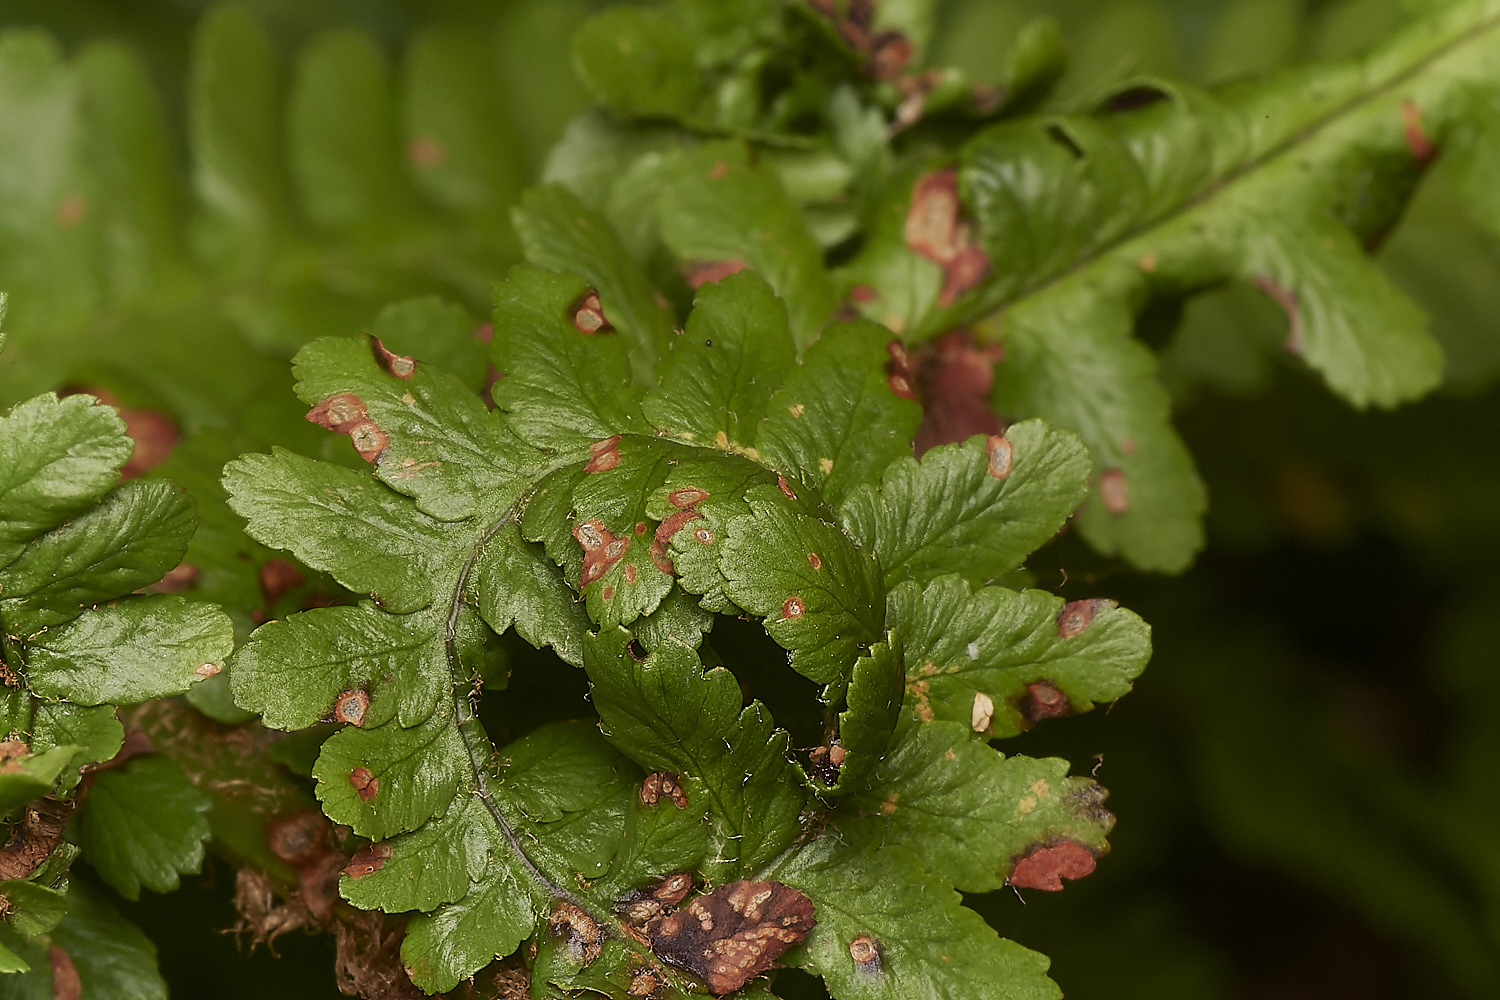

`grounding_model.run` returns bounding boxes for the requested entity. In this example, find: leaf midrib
[976,1,1500,323]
